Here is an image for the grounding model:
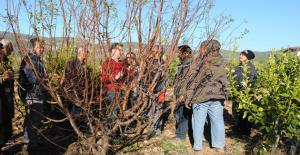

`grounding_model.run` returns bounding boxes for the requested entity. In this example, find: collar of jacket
[74,58,86,66]
[239,61,252,66]
[28,51,41,60]
[181,57,192,66]
[202,55,225,68]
